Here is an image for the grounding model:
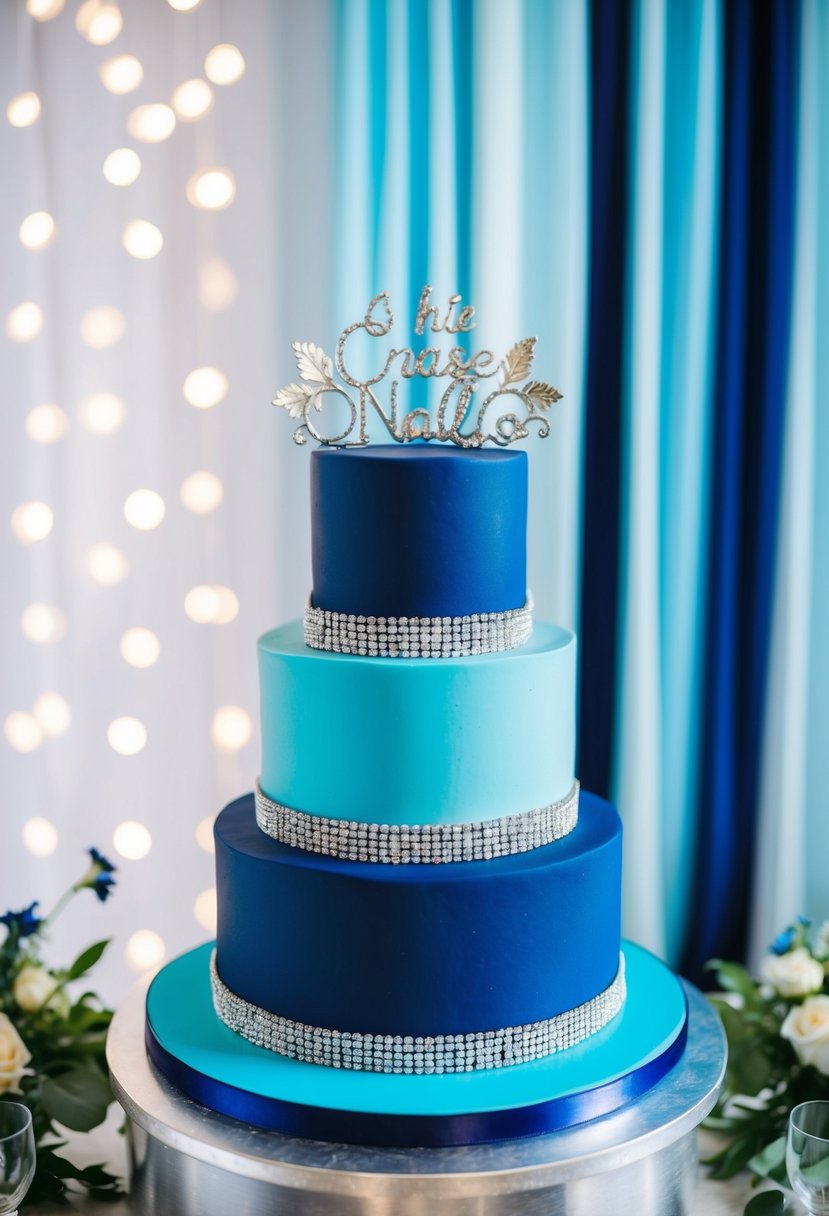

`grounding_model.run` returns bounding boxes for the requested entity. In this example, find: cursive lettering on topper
[272,287,562,448]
